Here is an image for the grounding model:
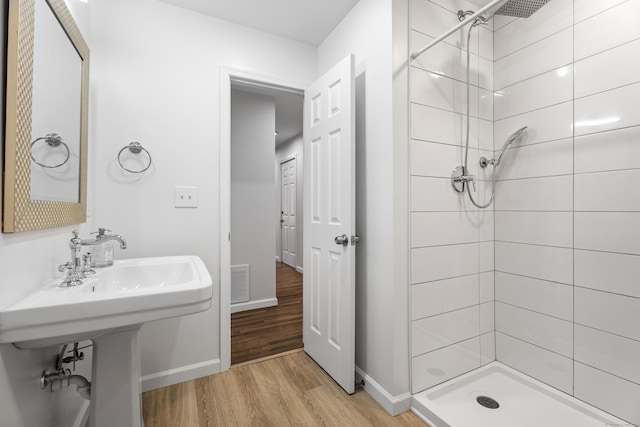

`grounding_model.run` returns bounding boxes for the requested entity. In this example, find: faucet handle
[91,228,111,237]
[58,262,73,273]
[468,174,477,192]
[70,230,82,246]
[82,253,96,276]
